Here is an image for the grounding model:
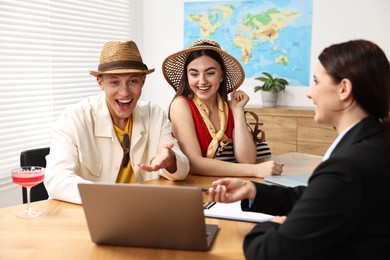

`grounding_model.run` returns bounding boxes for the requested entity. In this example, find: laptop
[78,183,218,251]
[264,173,311,187]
